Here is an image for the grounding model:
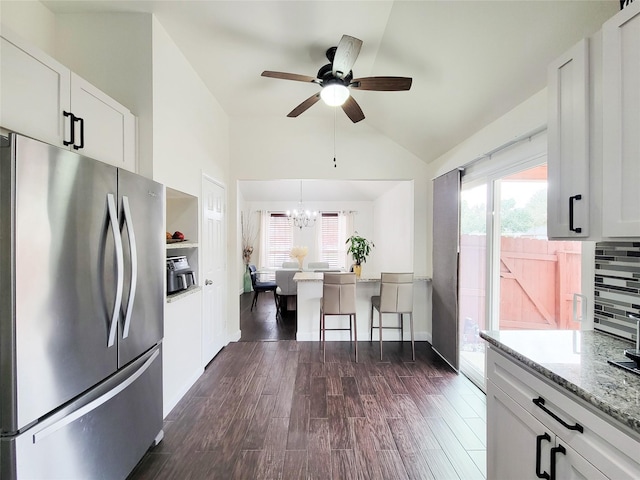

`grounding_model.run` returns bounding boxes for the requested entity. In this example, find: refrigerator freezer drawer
[0,346,162,480]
